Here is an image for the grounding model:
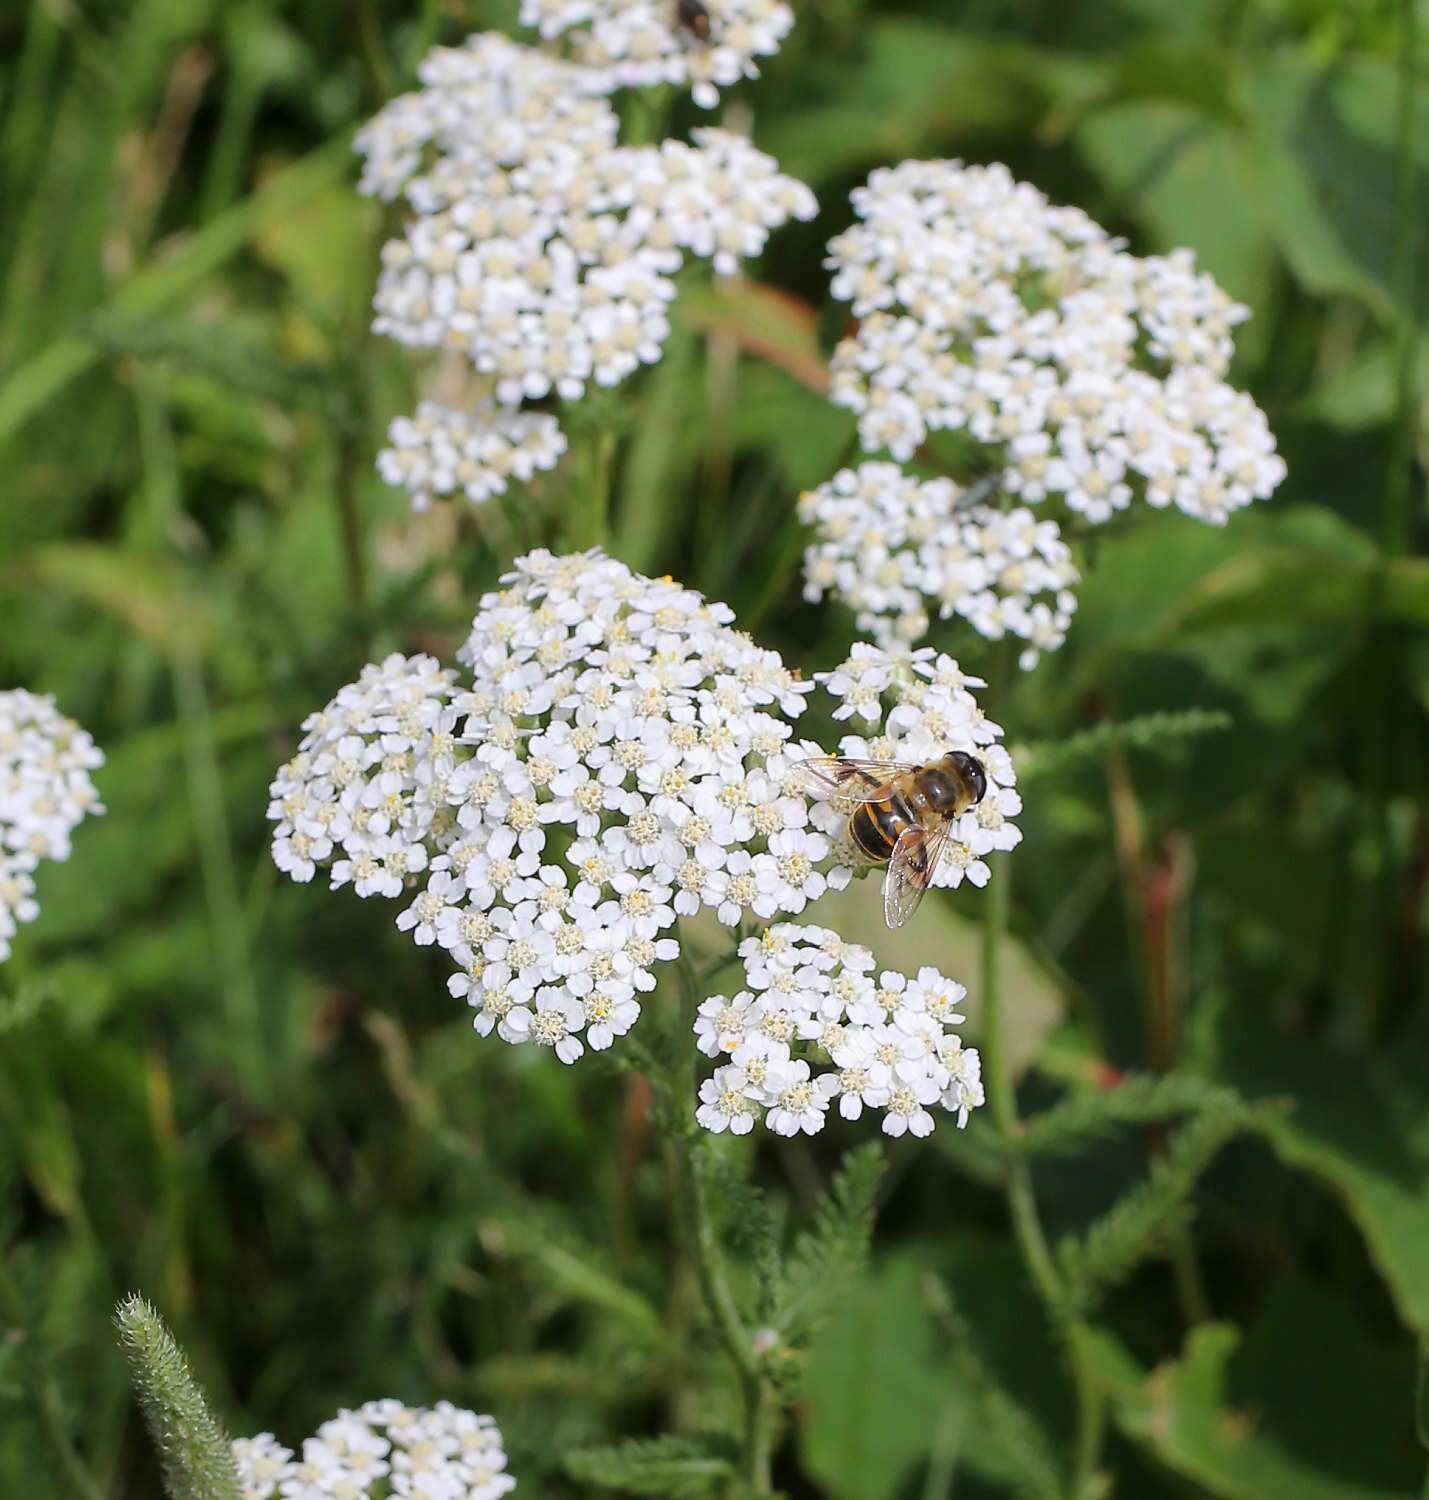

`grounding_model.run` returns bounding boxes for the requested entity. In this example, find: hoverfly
[676,0,713,41]
[792,751,988,929]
